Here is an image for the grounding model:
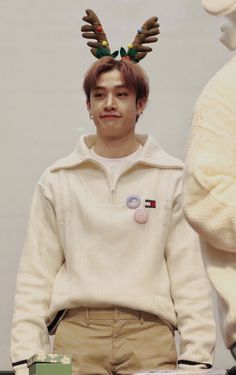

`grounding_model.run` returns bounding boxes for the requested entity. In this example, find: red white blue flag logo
[145,199,156,208]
